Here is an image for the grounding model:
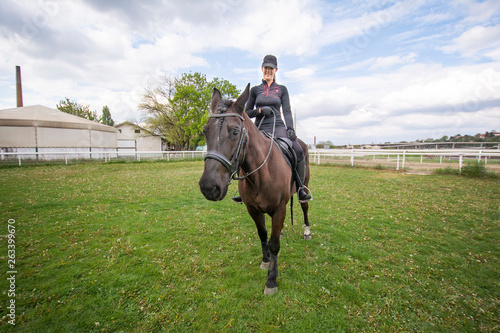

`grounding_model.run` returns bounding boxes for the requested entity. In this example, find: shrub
[461,162,487,178]
[435,163,499,179]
